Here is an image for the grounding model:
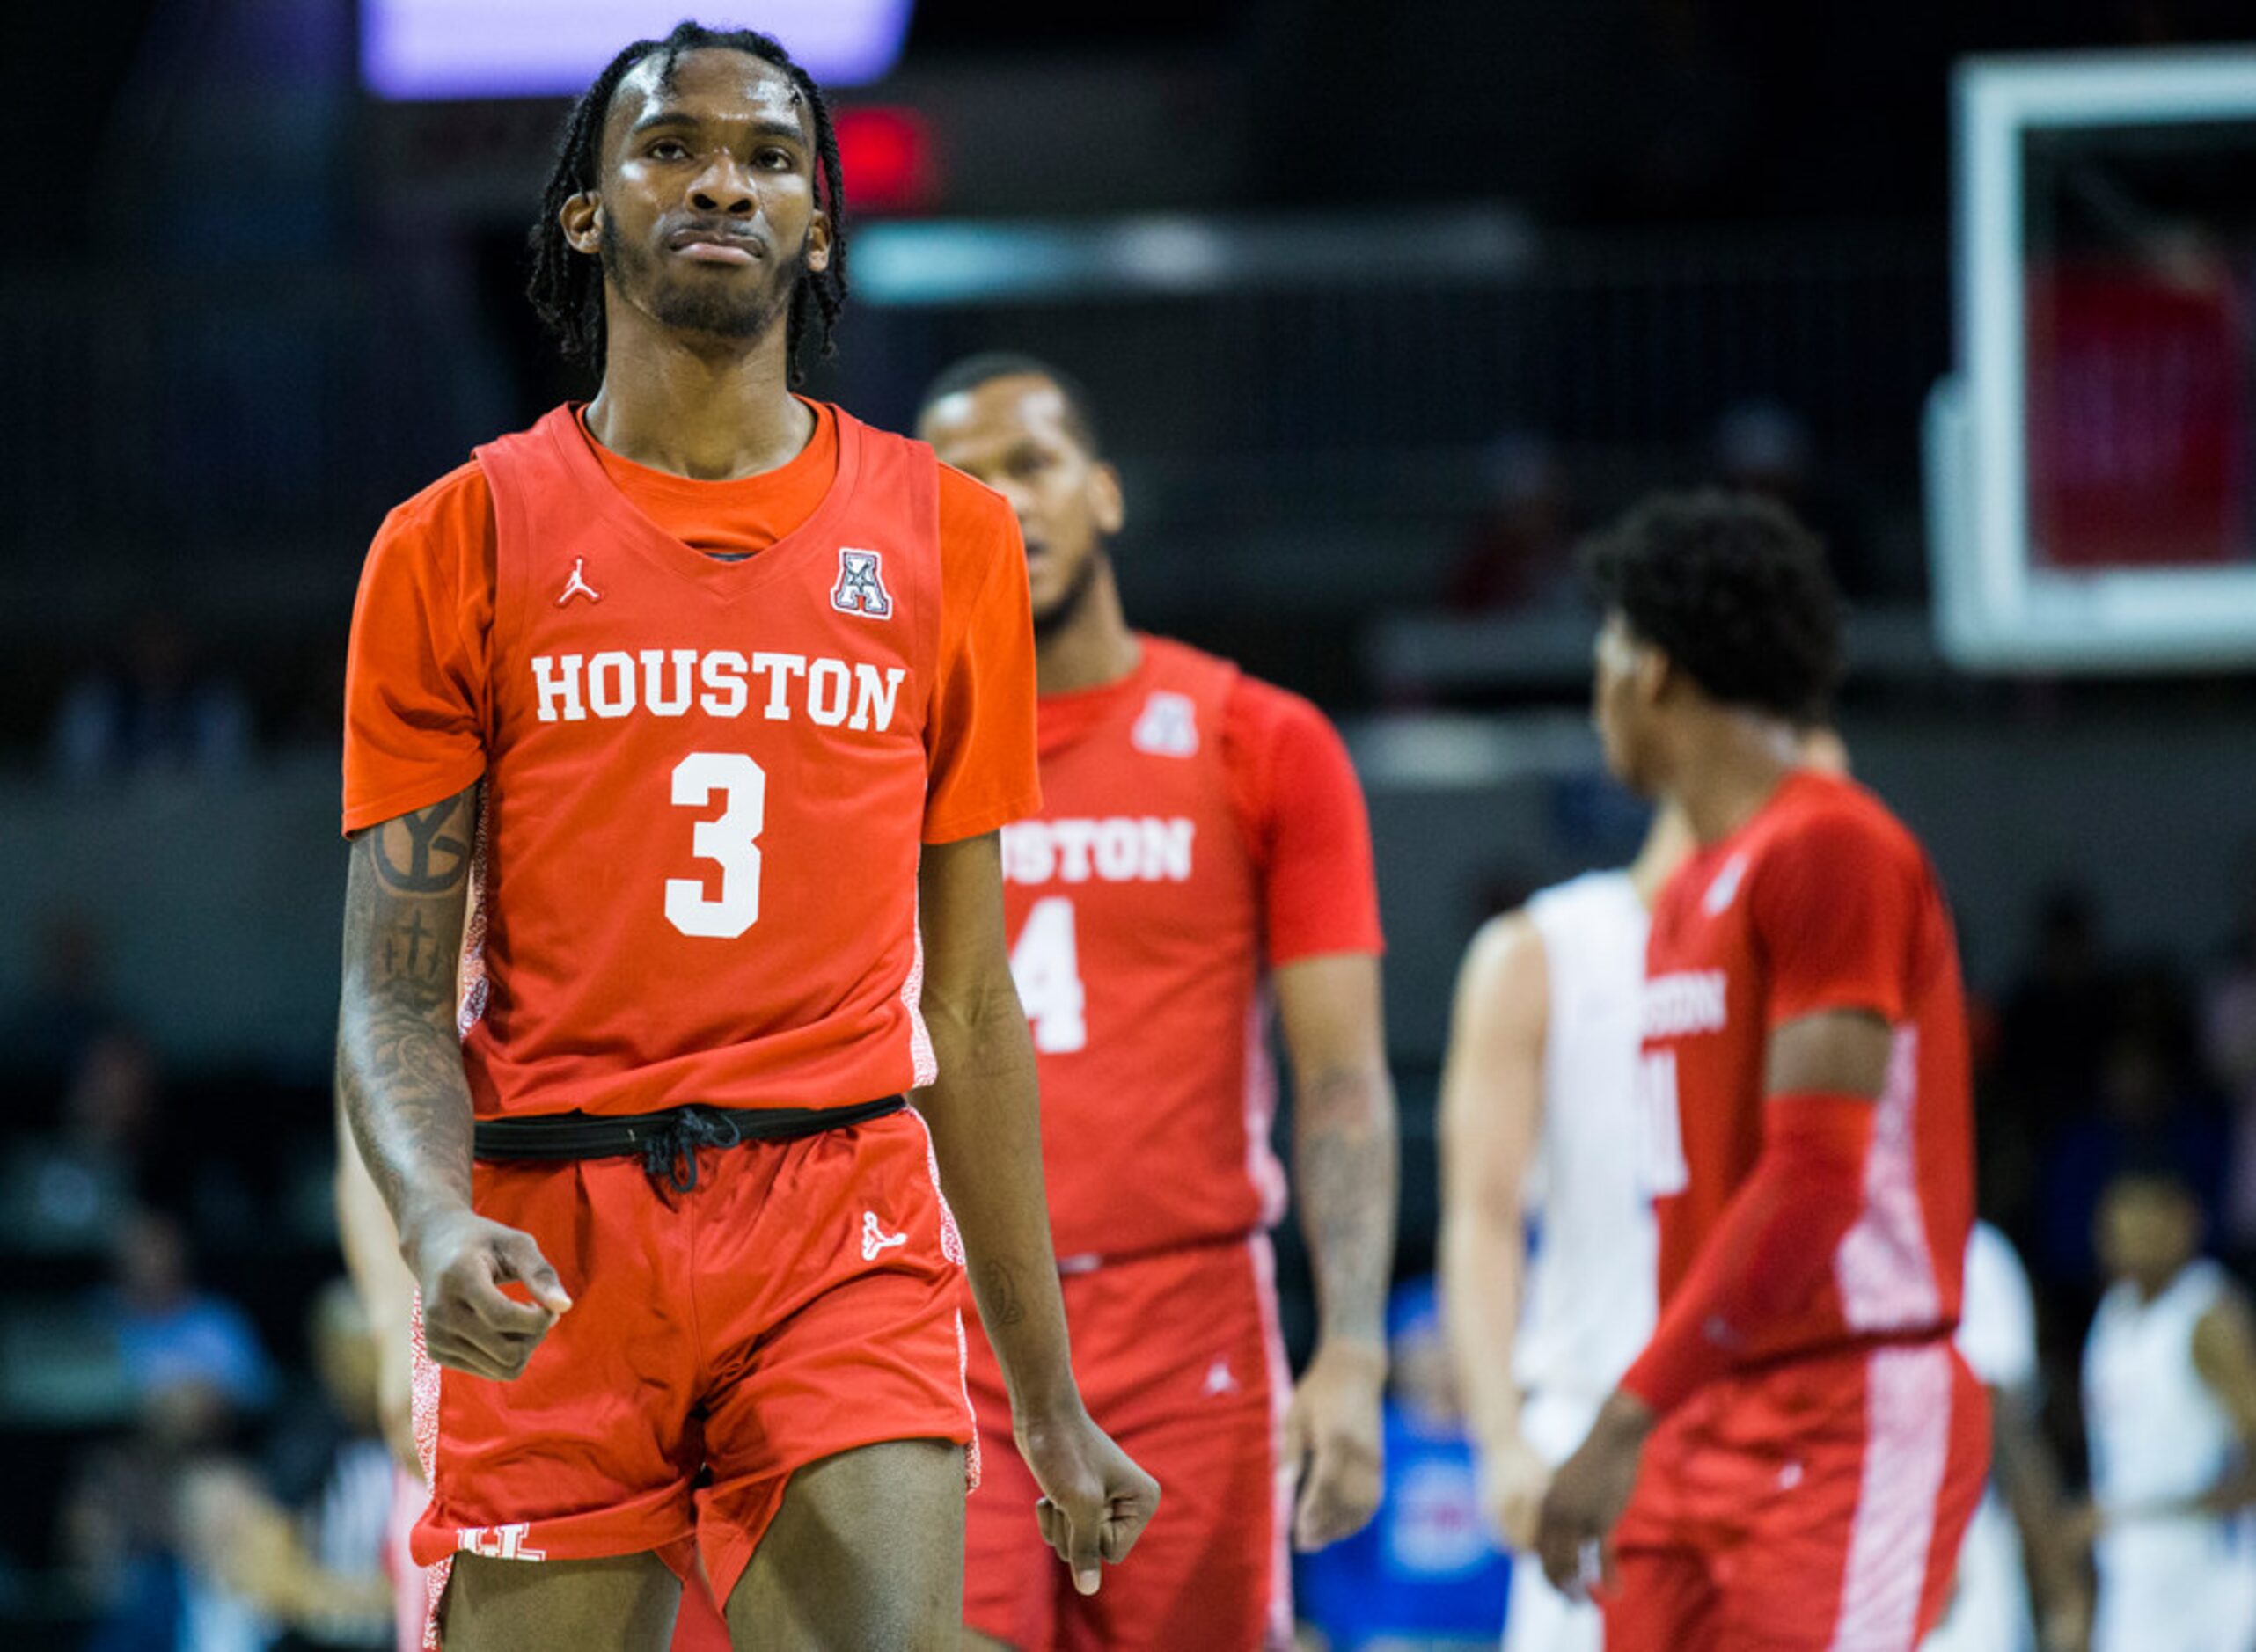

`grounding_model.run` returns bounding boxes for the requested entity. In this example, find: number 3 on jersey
[666,752,765,939]
[1010,896,1087,1053]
